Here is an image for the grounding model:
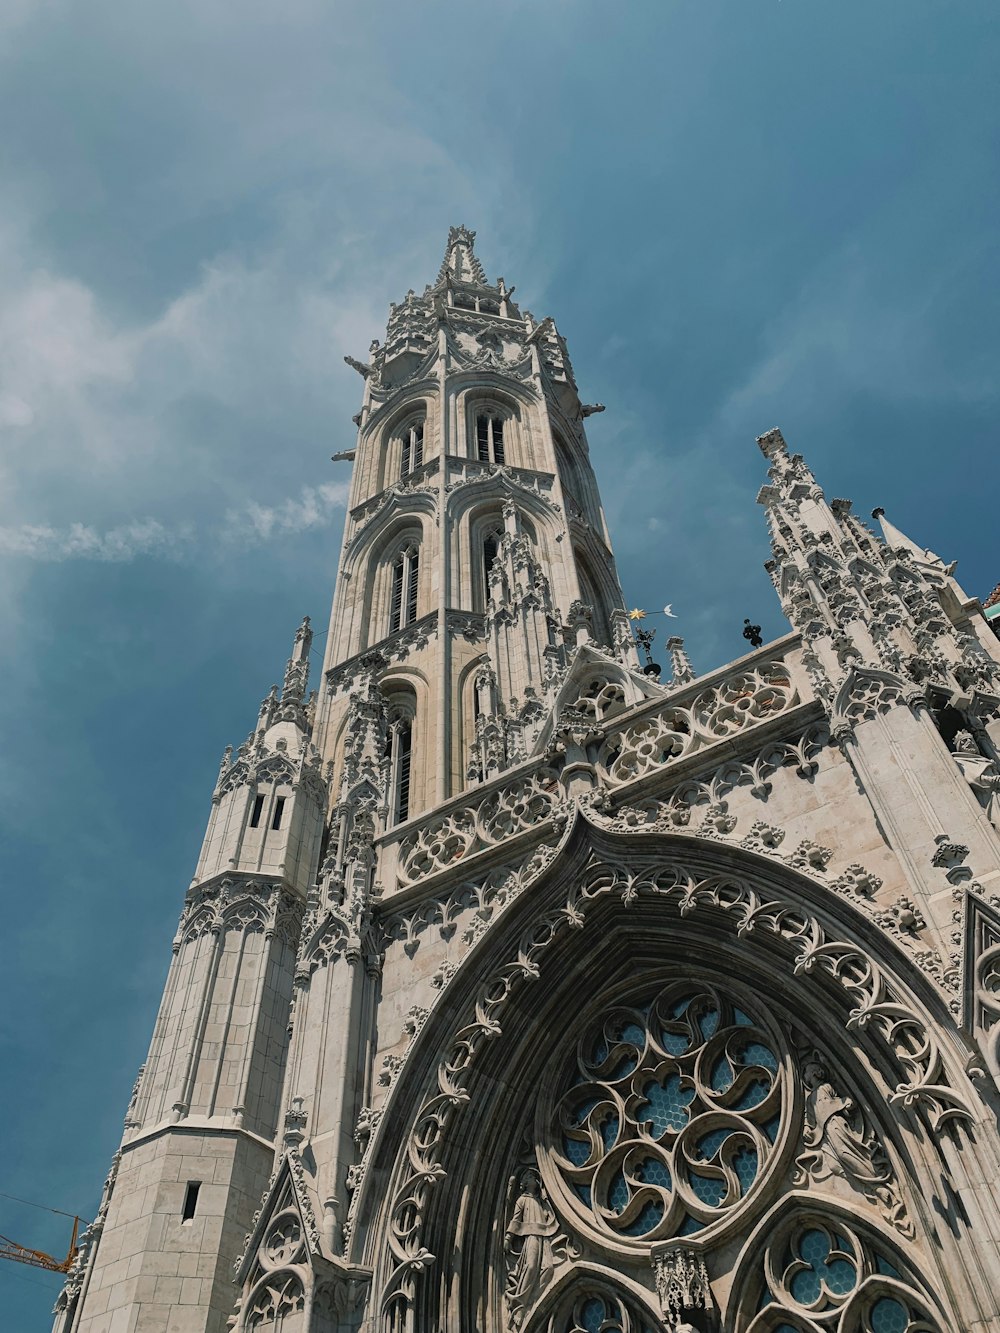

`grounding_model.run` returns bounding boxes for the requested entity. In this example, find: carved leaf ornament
[548,983,784,1247]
